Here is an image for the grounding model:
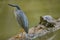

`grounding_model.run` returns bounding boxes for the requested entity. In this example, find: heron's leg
[19,28,25,40]
[19,28,24,37]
